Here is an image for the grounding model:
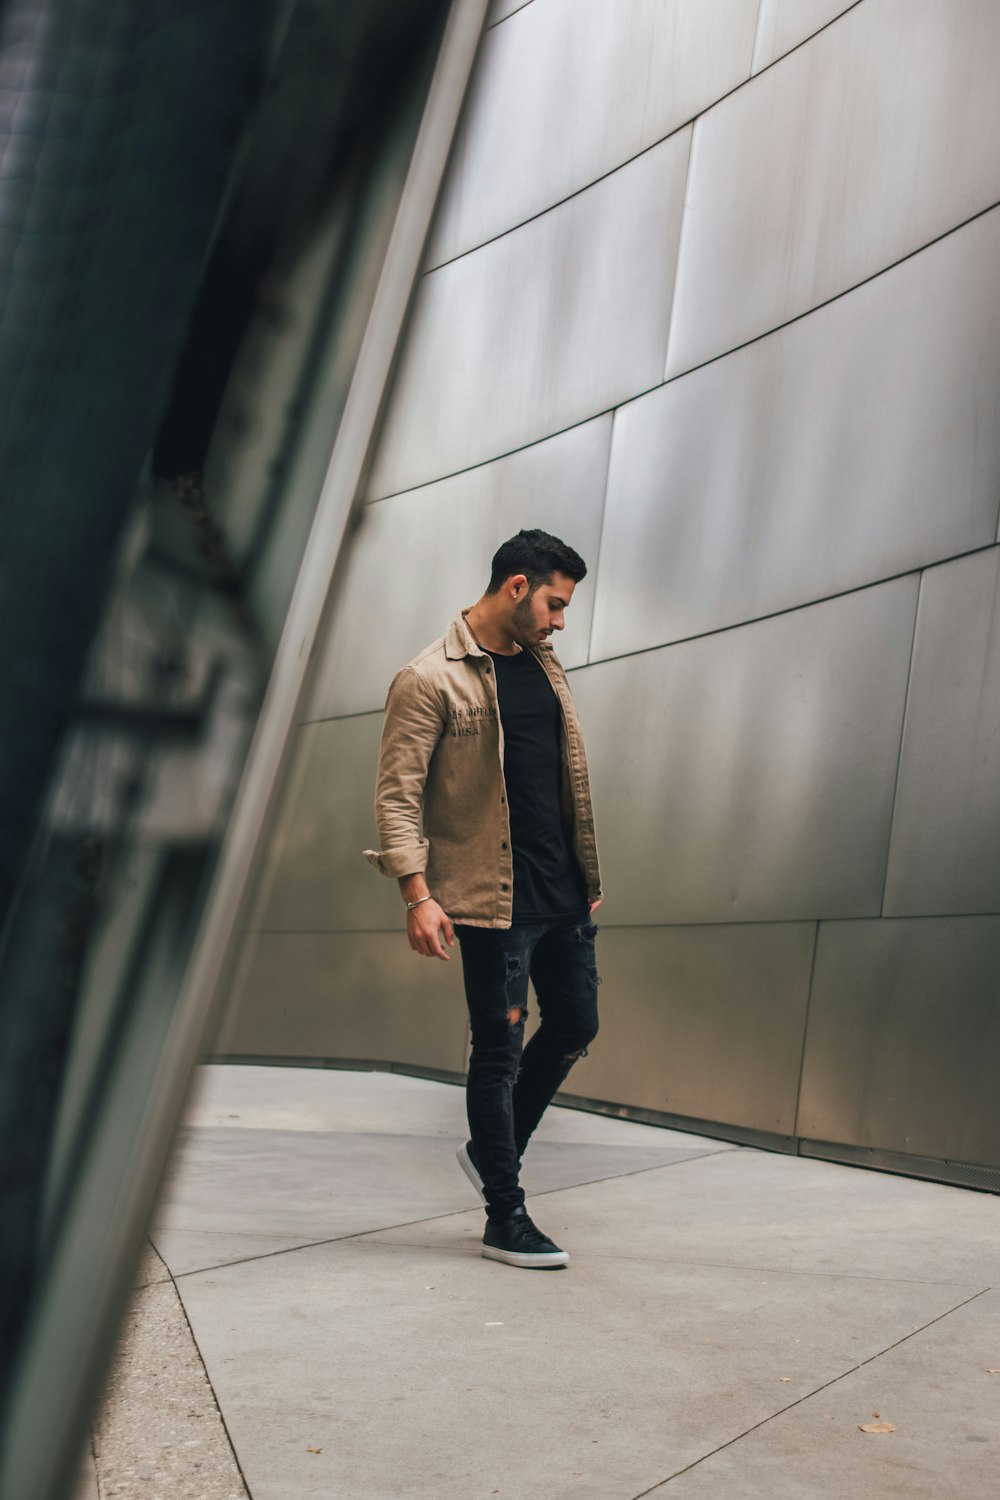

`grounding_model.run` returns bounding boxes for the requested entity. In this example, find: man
[364,529,602,1269]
